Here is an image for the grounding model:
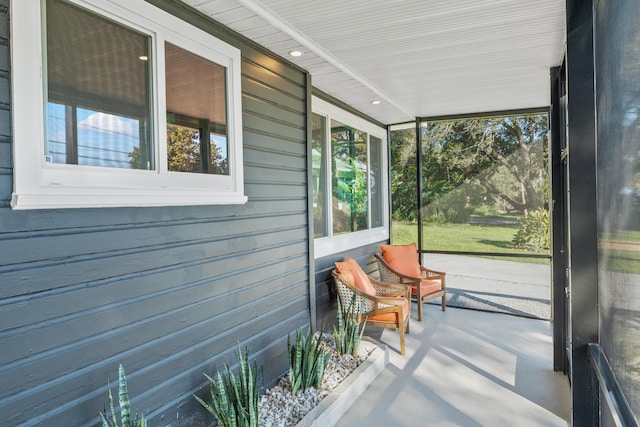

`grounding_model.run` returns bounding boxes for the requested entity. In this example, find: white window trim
[10,0,247,209]
[312,96,389,259]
